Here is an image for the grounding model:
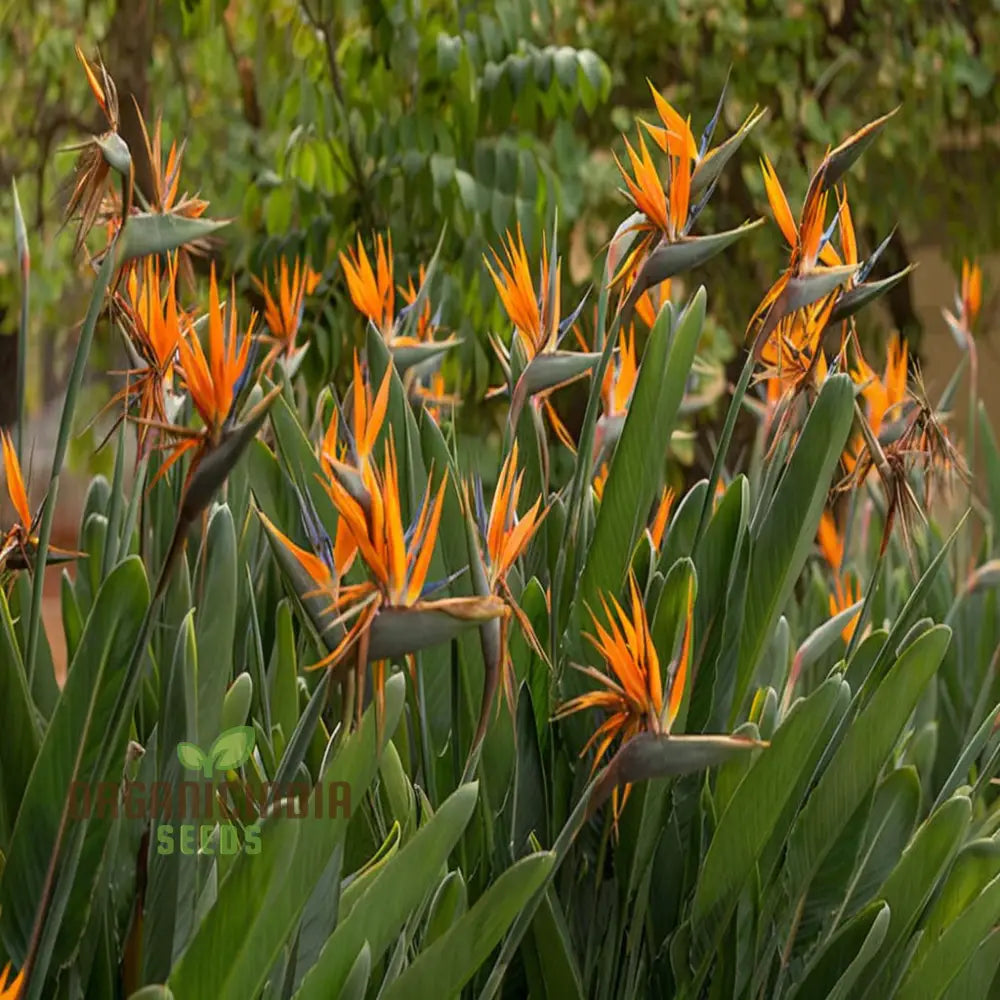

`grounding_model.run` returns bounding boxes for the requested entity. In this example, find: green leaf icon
[209,726,256,773]
[177,742,210,776]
